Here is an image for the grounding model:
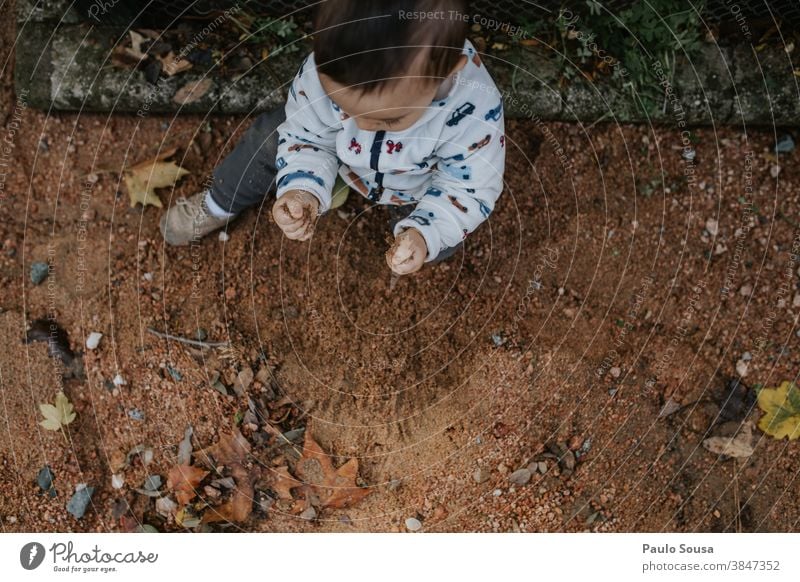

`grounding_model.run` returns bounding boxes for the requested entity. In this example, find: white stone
[113,374,127,387]
[405,517,422,532]
[86,332,103,350]
[111,474,124,489]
